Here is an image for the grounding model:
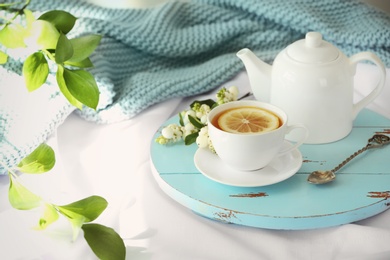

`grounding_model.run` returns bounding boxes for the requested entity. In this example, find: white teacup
[207,100,308,171]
